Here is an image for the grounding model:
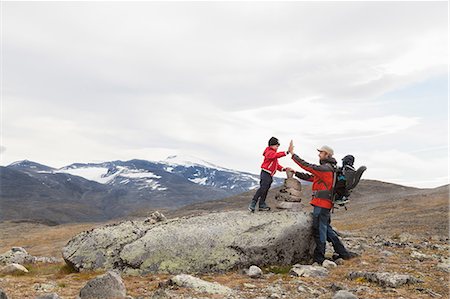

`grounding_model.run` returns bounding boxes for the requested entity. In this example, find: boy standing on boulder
[248,137,292,212]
